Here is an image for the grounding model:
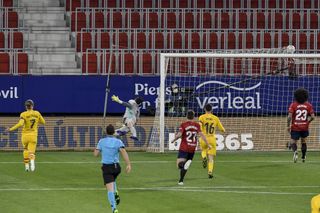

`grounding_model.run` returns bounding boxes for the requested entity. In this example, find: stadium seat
[124,0,135,8]
[178,57,190,75]
[71,12,86,31]
[160,0,174,8]
[166,12,177,28]
[129,12,141,28]
[287,13,301,29]
[146,12,159,28]
[141,53,153,74]
[285,0,294,8]
[213,0,224,8]
[0,32,4,48]
[268,0,278,8]
[233,58,243,75]
[292,33,308,49]
[0,53,10,73]
[123,53,134,74]
[251,59,261,75]
[273,13,283,29]
[231,0,242,8]
[177,0,190,8]
[88,0,99,7]
[105,0,118,7]
[112,12,123,28]
[117,32,128,48]
[168,32,183,49]
[12,32,23,48]
[302,0,313,8]
[256,32,272,48]
[150,32,164,49]
[309,33,320,49]
[185,32,200,49]
[82,53,97,74]
[17,53,28,74]
[77,32,91,52]
[205,32,218,49]
[221,32,236,49]
[93,12,105,28]
[7,12,18,28]
[239,32,254,49]
[100,32,110,49]
[142,0,153,8]
[2,0,13,6]
[256,12,266,29]
[249,0,262,8]
[196,58,207,75]
[306,13,318,29]
[134,32,147,49]
[274,32,289,47]
[196,0,207,8]
[220,13,230,29]
[237,12,248,29]
[101,53,116,74]
[214,58,225,74]
[65,0,81,11]
[184,12,195,28]
[201,12,212,29]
